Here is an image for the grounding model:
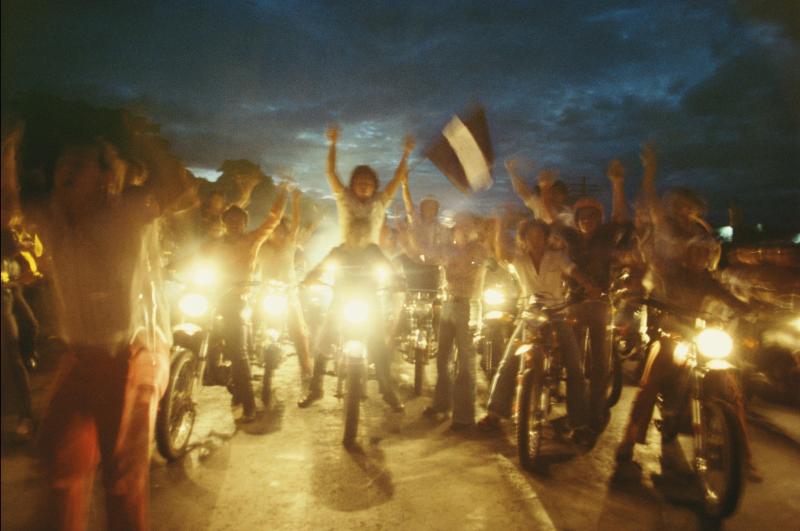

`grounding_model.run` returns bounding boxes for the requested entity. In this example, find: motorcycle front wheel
[517,354,548,470]
[156,348,197,461]
[695,399,745,519]
[343,362,365,447]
